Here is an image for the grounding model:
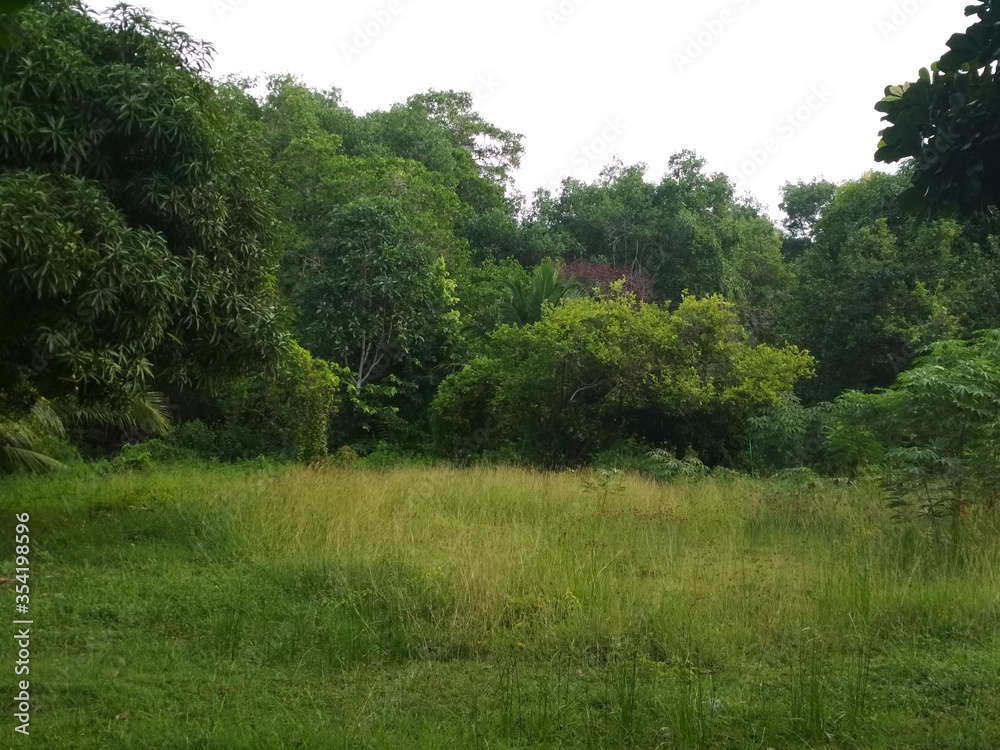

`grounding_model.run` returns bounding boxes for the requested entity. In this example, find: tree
[782,171,987,402]
[781,168,1000,409]
[293,198,459,421]
[829,331,1000,523]
[0,3,287,413]
[779,179,838,258]
[523,155,789,340]
[433,291,813,466]
[366,90,523,195]
[240,76,481,443]
[0,0,32,47]
[499,258,580,326]
[875,0,1000,216]
[362,90,525,265]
